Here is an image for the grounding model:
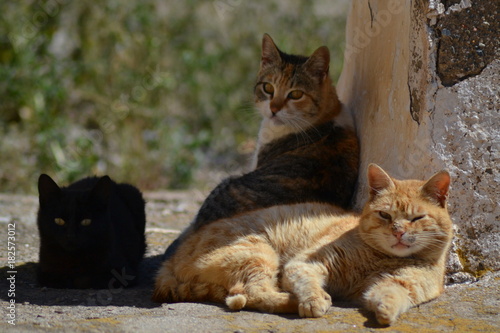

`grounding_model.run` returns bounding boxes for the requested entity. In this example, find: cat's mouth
[270,113,285,125]
[391,241,410,249]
